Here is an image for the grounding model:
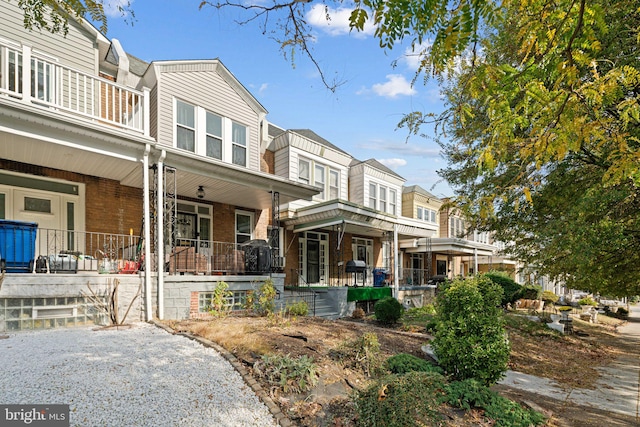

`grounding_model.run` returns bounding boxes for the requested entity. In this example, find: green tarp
[347,287,392,302]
